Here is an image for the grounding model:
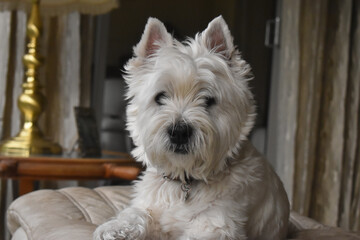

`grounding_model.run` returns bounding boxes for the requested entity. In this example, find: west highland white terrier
[94,16,289,240]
